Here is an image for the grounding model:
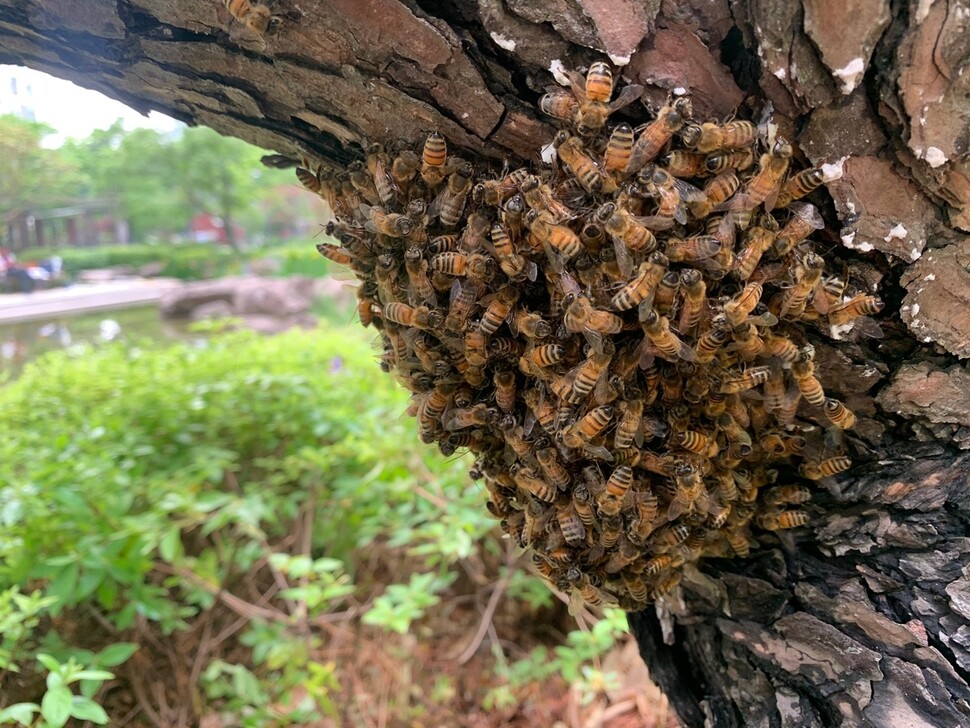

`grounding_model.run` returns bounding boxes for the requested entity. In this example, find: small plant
[0,654,118,727]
